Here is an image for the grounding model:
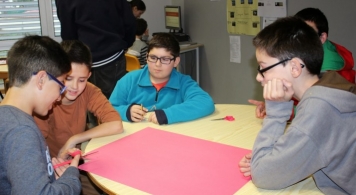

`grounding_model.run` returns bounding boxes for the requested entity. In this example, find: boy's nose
[256,73,263,83]
[155,60,162,66]
[71,80,78,89]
